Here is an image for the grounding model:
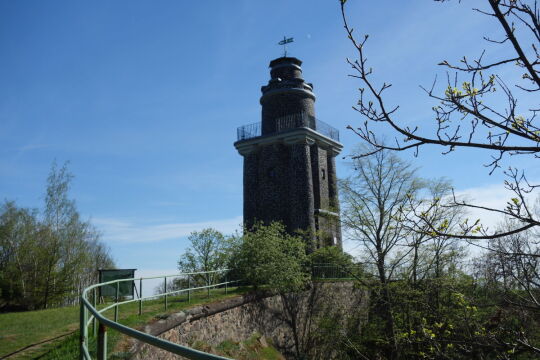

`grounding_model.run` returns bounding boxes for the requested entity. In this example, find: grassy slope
[1,286,249,359]
[0,305,80,358]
